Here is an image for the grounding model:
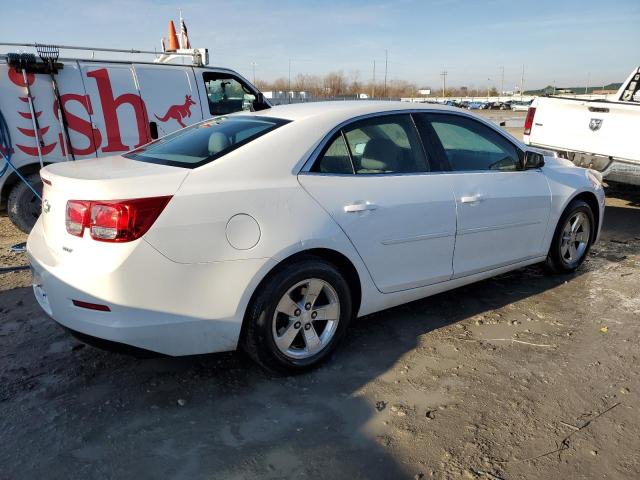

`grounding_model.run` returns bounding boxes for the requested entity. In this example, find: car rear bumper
[27,218,274,356]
